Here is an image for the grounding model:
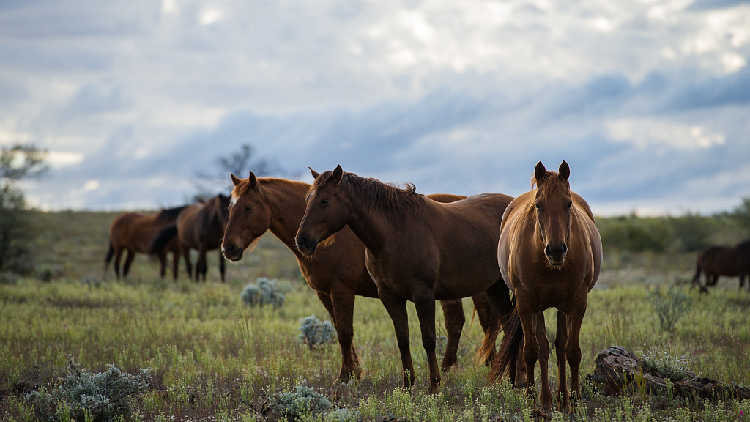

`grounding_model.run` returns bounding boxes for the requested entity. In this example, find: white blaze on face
[230,194,239,206]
